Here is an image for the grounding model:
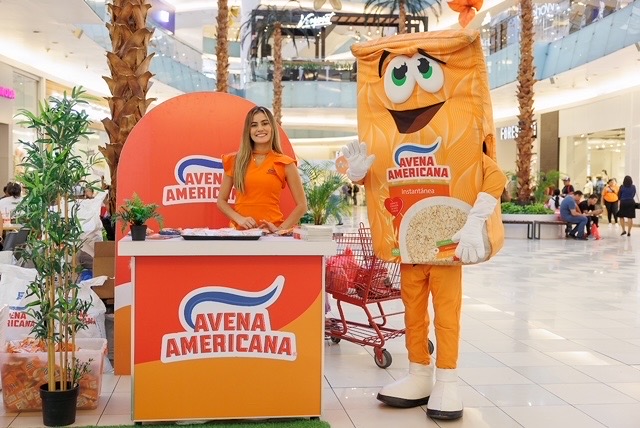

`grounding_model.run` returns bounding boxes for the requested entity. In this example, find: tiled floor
[4,208,640,427]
